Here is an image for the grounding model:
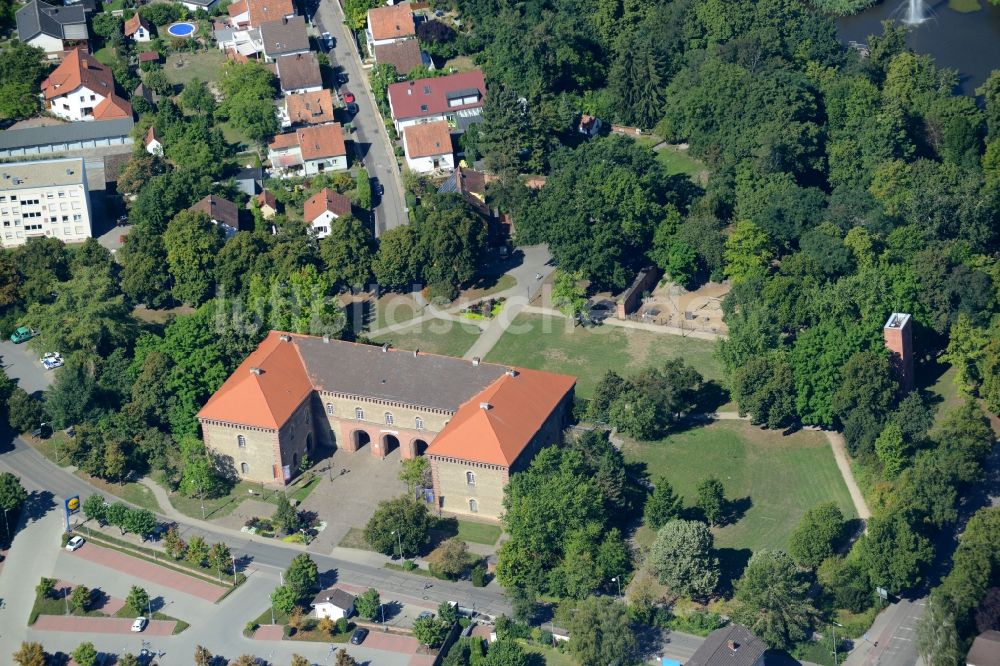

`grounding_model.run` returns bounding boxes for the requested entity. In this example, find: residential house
[124,13,152,42]
[365,2,414,54]
[256,190,279,219]
[303,187,352,238]
[144,126,163,155]
[280,90,336,128]
[214,26,262,60]
[15,0,88,56]
[578,114,603,137]
[0,157,92,248]
[0,118,133,158]
[402,119,453,174]
[437,165,509,240]
[267,123,348,177]
[229,0,295,29]
[234,165,261,197]
[260,16,309,62]
[179,0,217,12]
[276,52,323,96]
[197,332,575,517]
[189,194,241,237]
[137,51,161,65]
[967,631,1000,666]
[684,625,768,666]
[310,588,355,621]
[386,69,485,132]
[41,49,132,122]
[373,39,428,77]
